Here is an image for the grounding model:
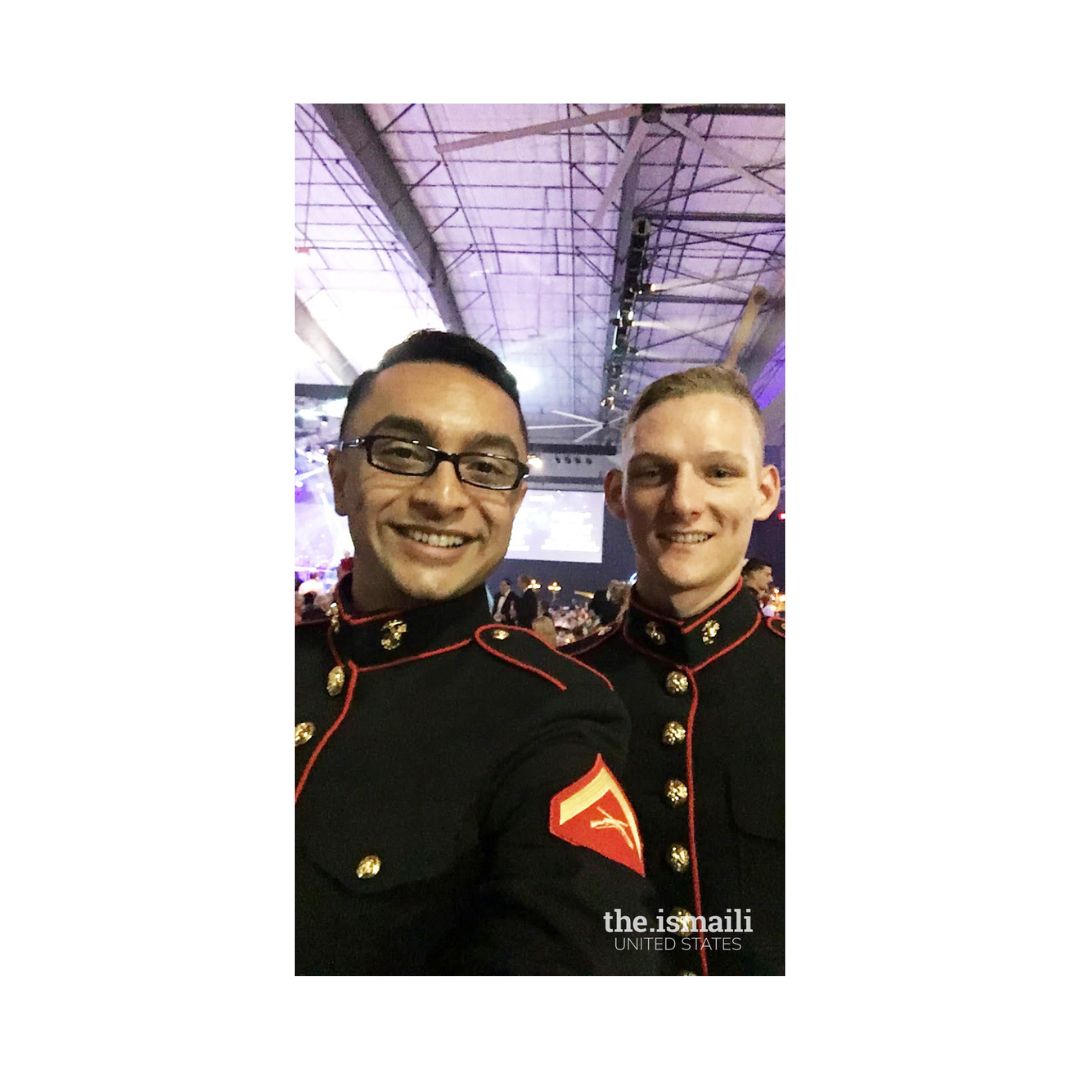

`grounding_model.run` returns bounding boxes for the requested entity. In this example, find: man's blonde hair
[624,366,766,458]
